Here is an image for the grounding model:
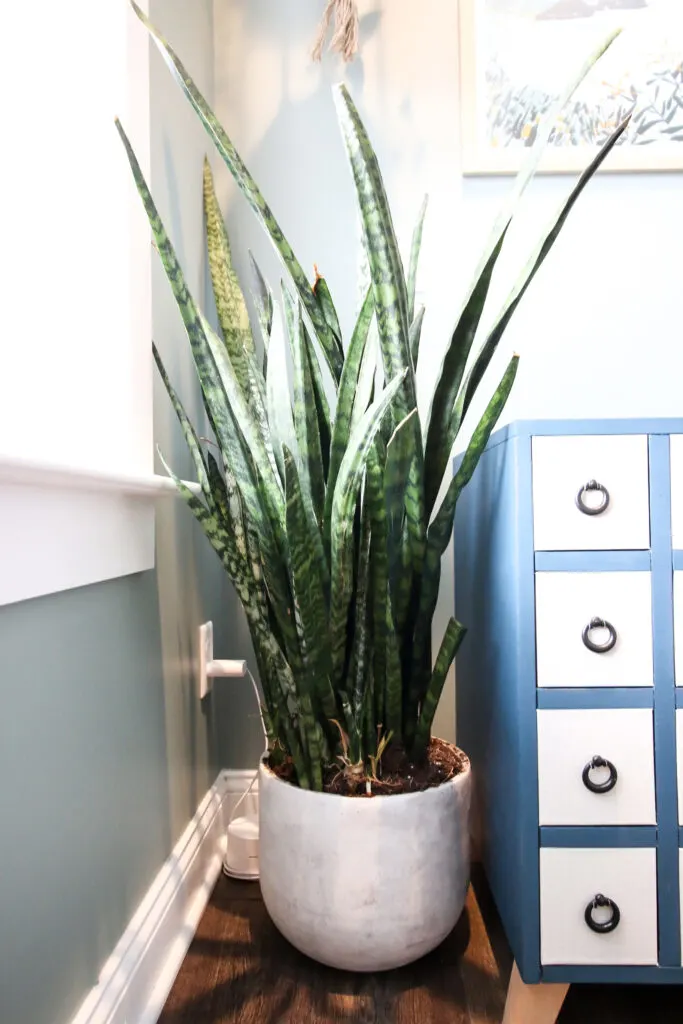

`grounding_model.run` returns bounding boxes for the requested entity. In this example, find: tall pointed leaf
[409,306,426,371]
[407,195,428,324]
[414,618,466,755]
[413,355,520,695]
[203,157,257,379]
[303,326,332,483]
[284,447,335,721]
[313,270,343,355]
[283,290,325,525]
[423,29,622,516]
[130,1,343,384]
[266,304,297,482]
[248,250,273,339]
[329,371,407,686]
[323,284,374,546]
[333,84,415,420]
[454,115,631,435]
[367,443,387,728]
